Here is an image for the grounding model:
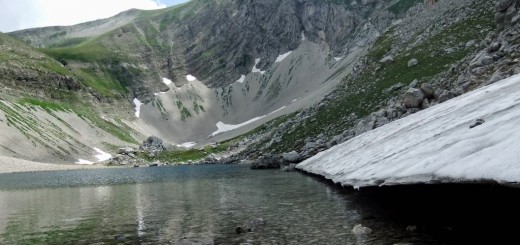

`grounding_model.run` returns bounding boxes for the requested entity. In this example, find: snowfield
[297,75,520,188]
